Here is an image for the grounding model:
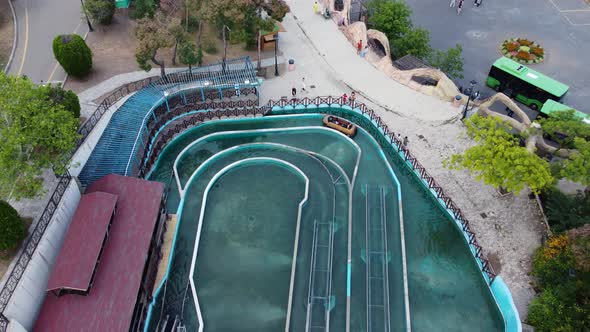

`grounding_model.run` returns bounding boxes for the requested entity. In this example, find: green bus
[539,99,590,124]
[486,57,569,110]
